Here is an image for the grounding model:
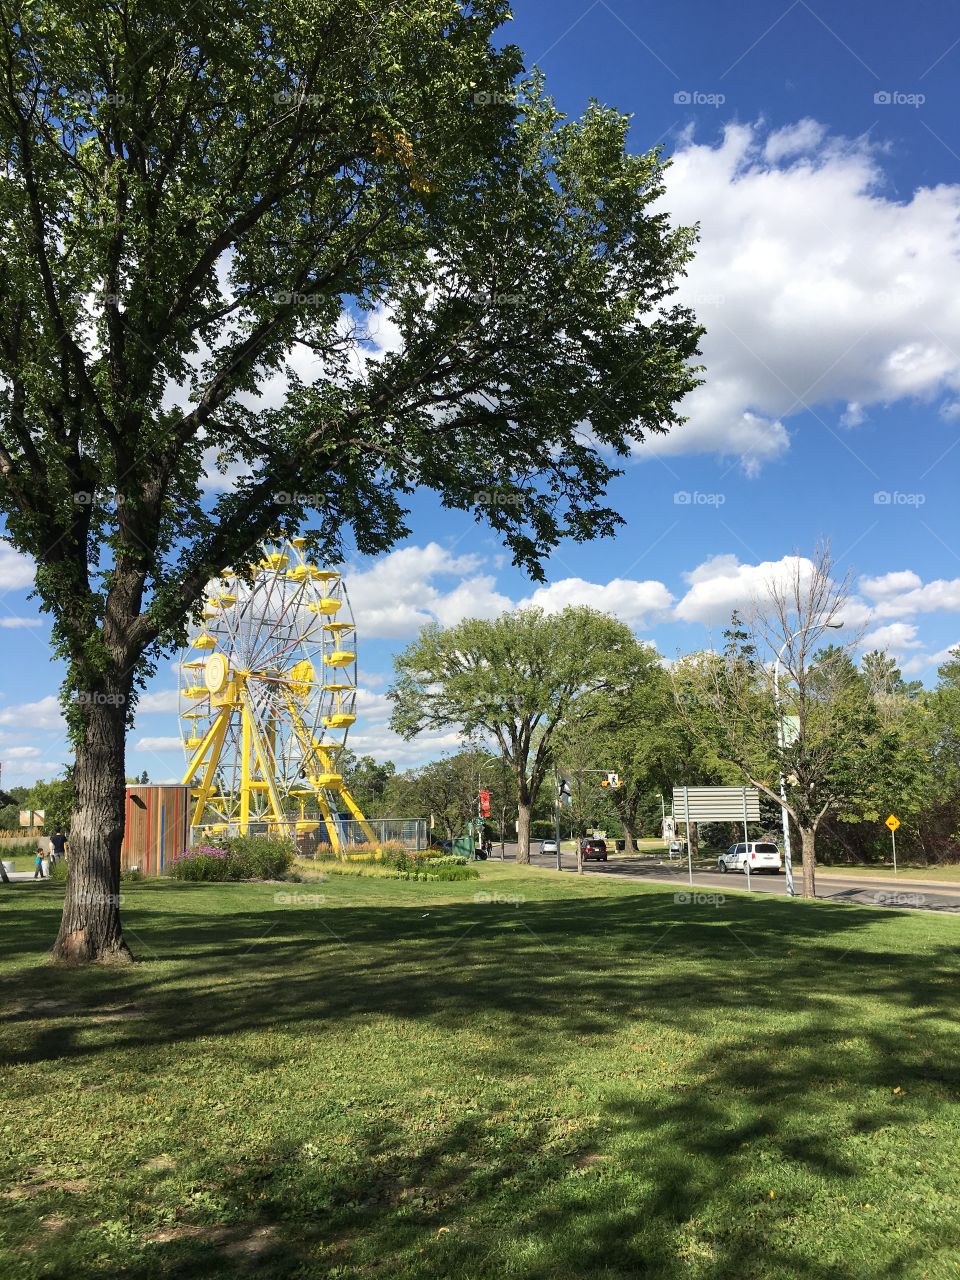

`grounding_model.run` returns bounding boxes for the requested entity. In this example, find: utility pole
[554,768,563,871]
